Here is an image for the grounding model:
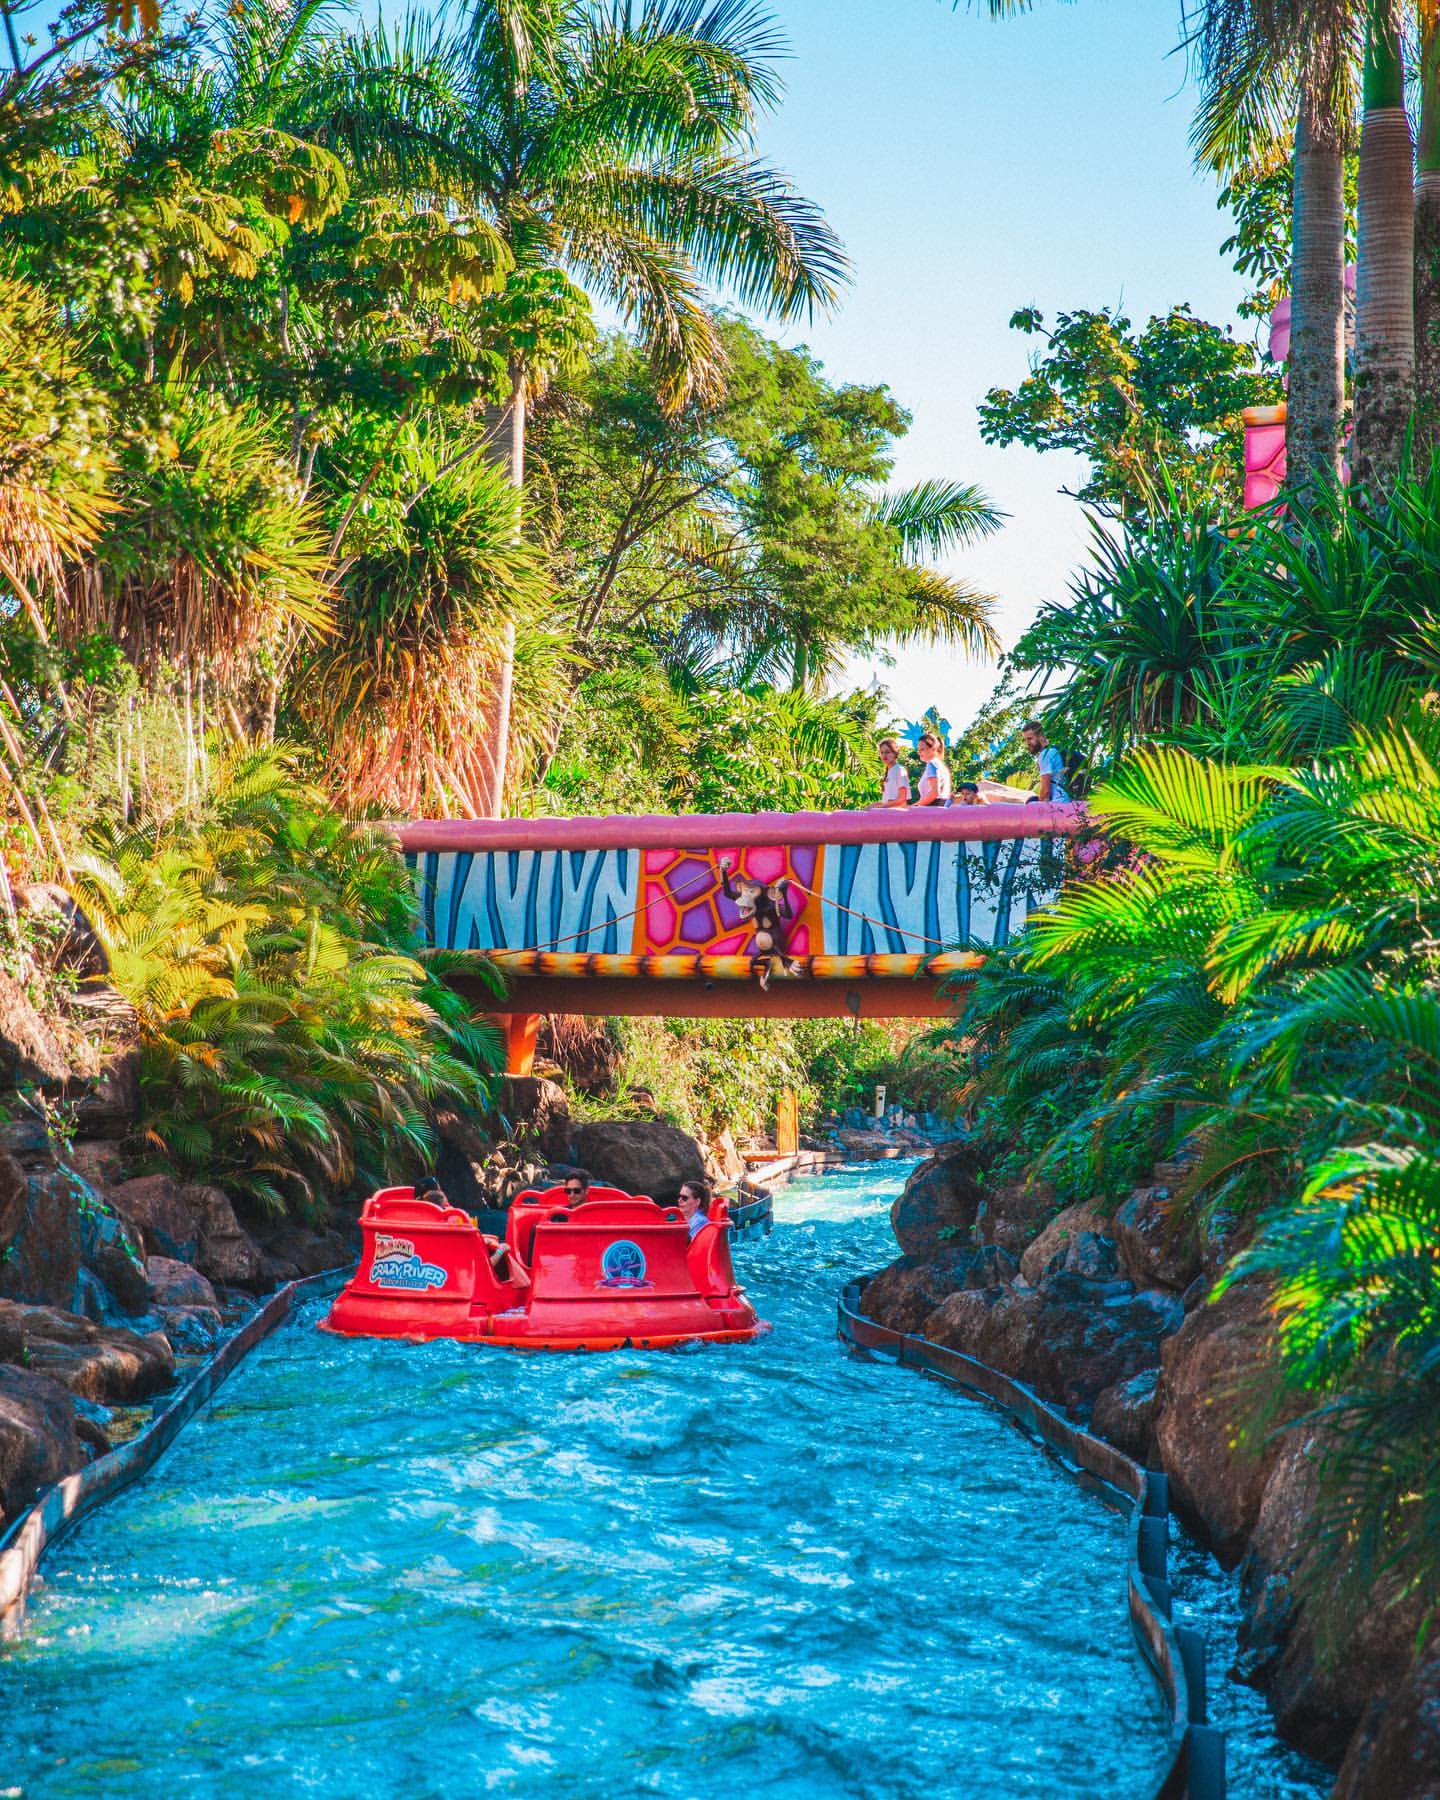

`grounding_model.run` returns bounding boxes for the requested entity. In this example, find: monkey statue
[717,856,800,990]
